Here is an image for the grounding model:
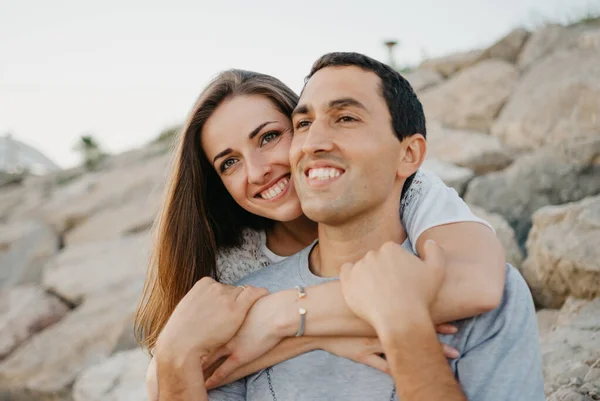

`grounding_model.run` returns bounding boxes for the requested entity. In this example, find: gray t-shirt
[208,241,545,401]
